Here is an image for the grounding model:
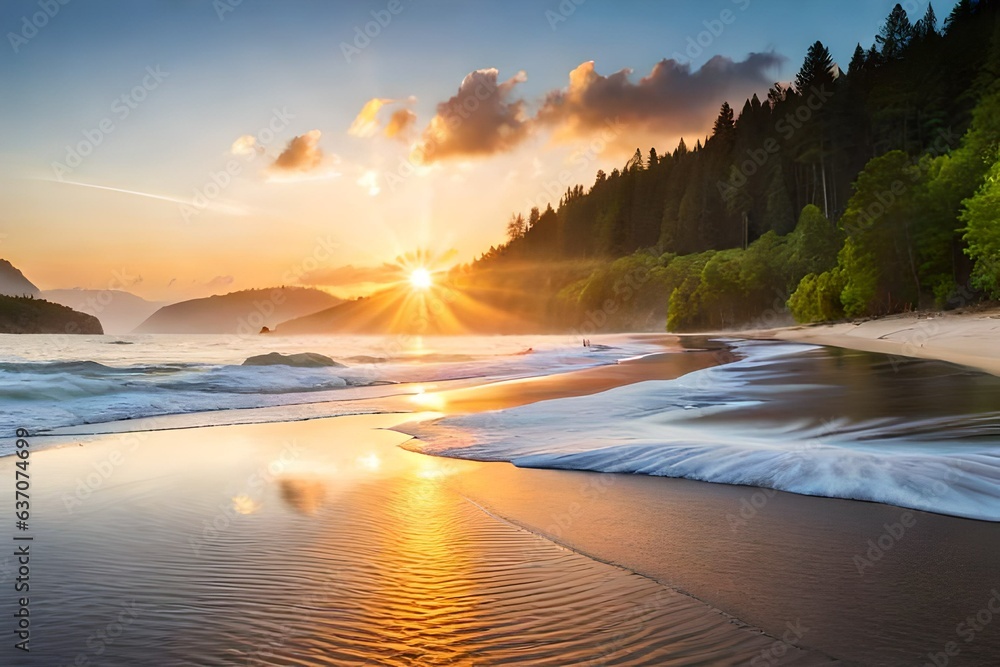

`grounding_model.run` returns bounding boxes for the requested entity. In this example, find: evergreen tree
[876,4,914,60]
